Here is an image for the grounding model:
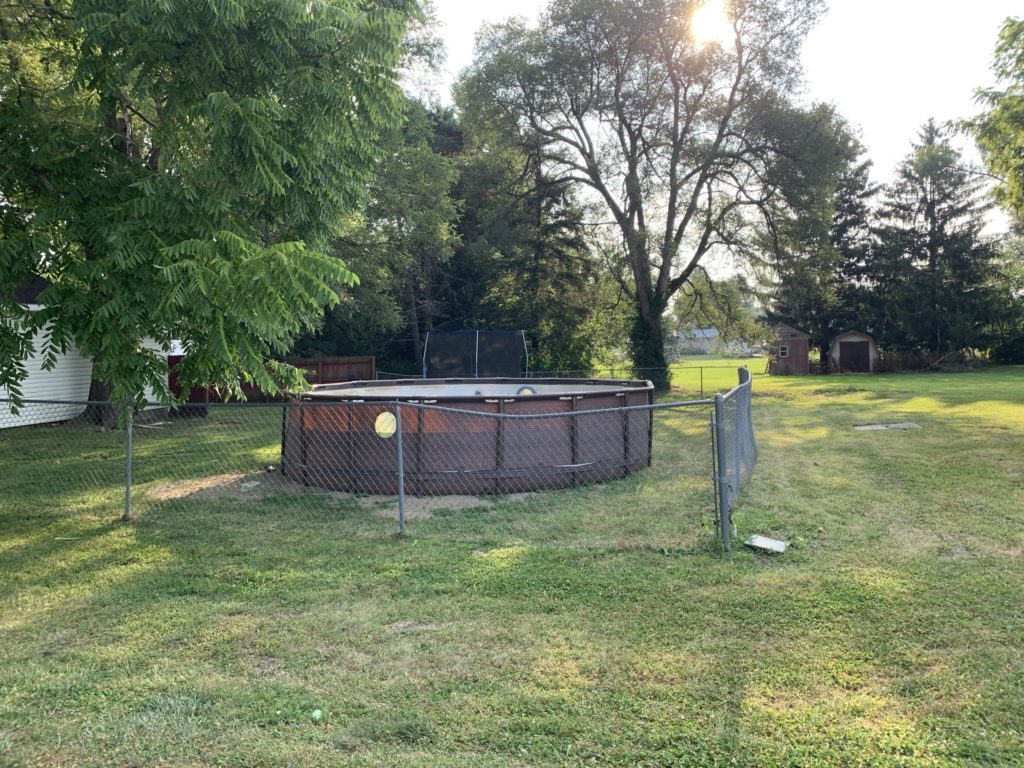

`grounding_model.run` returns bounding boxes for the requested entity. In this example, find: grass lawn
[2,367,1023,766]
[671,355,771,397]
[587,354,769,393]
